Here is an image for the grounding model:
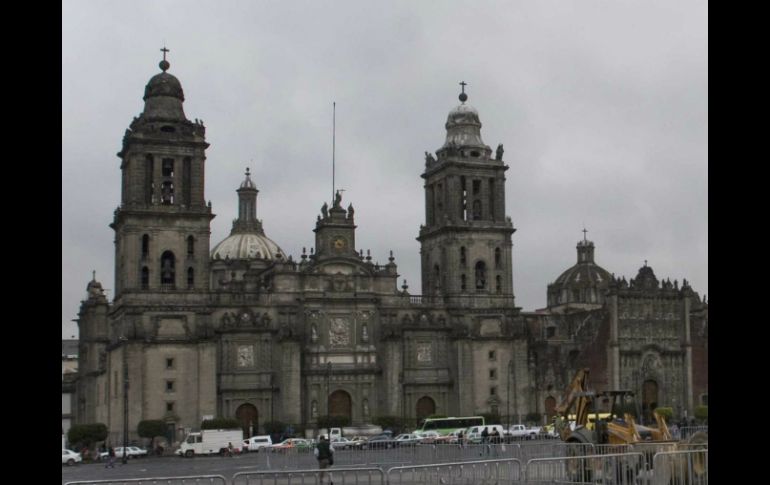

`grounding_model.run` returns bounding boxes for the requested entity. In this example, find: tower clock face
[333,236,347,252]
